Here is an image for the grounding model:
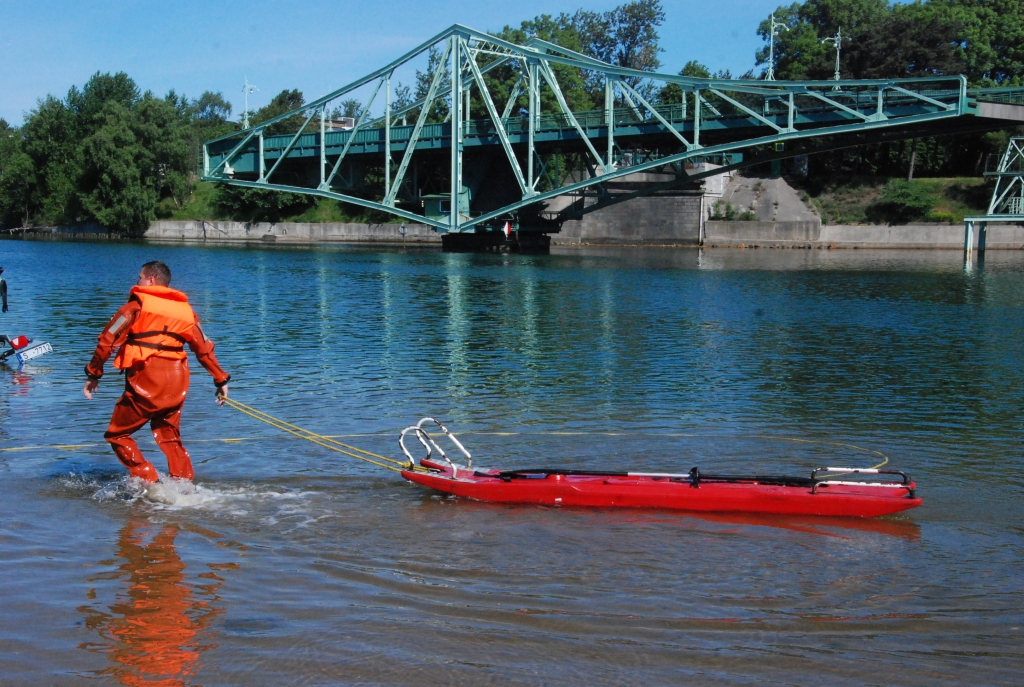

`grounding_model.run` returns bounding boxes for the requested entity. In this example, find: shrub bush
[865,181,932,224]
